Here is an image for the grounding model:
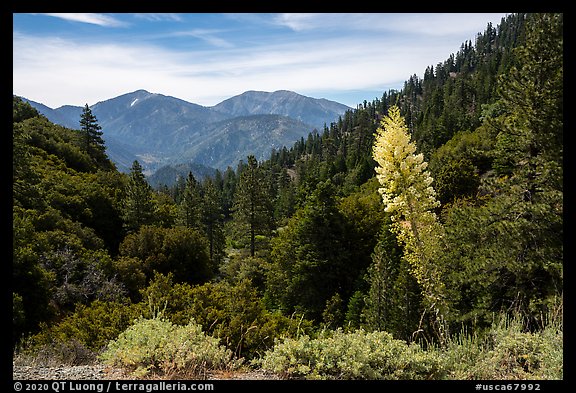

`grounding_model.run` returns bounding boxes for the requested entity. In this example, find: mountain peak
[131,89,152,94]
[118,89,154,97]
[212,90,349,128]
[118,89,155,100]
[232,90,304,100]
[271,89,301,95]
